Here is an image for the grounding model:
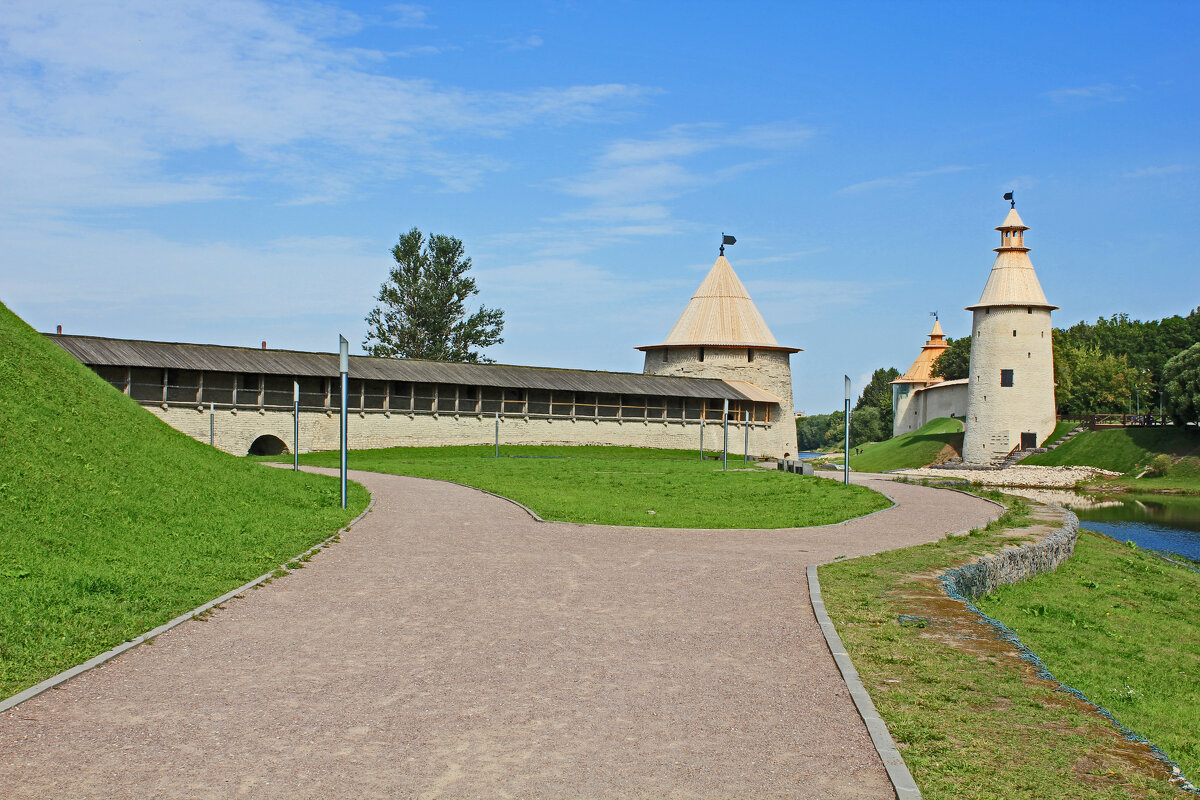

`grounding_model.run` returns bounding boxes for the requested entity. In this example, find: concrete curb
[808,563,922,800]
[0,493,376,714]
[801,481,1006,800]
